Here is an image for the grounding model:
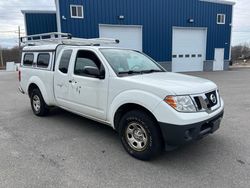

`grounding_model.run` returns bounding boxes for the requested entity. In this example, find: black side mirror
[83,66,104,79]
